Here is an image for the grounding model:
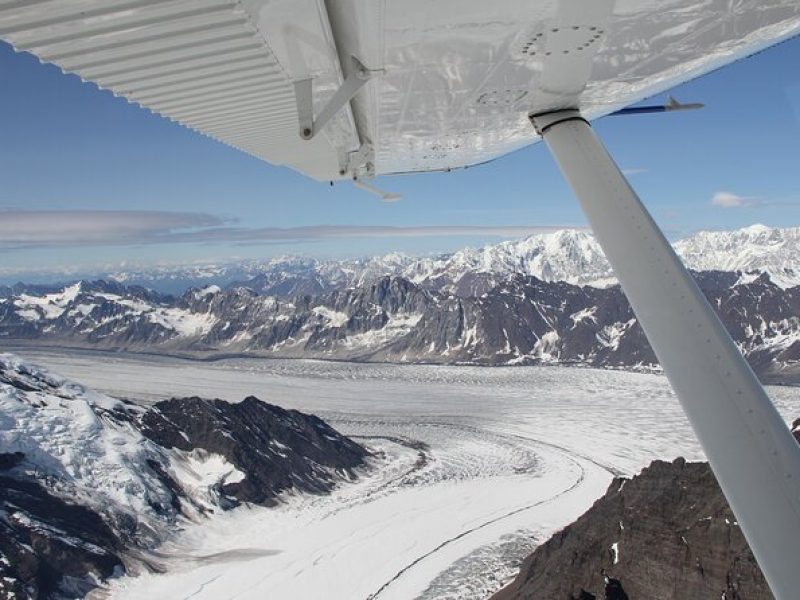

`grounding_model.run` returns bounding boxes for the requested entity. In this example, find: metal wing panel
[371,0,553,175]
[0,0,355,181]
[366,0,800,175]
[579,0,800,116]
